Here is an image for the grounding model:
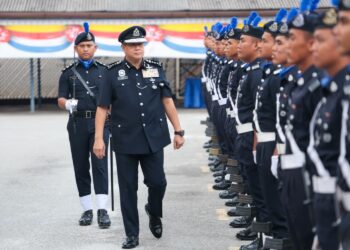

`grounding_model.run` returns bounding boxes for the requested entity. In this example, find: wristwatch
[174,130,185,137]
